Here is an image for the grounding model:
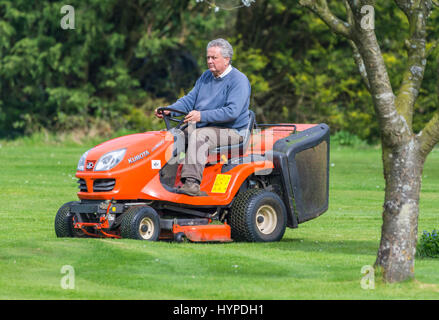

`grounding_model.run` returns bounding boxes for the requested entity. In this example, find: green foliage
[331,130,367,147]
[417,230,439,259]
[232,0,439,142]
[123,96,168,132]
[1,0,439,142]
[0,0,228,137]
